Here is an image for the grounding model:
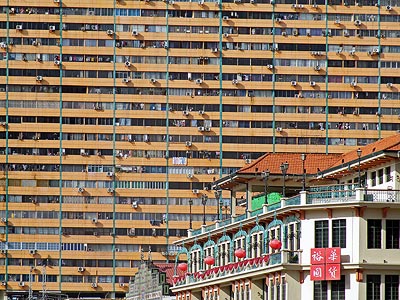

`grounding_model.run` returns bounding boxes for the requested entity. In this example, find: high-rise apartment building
[0,0,399,299]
